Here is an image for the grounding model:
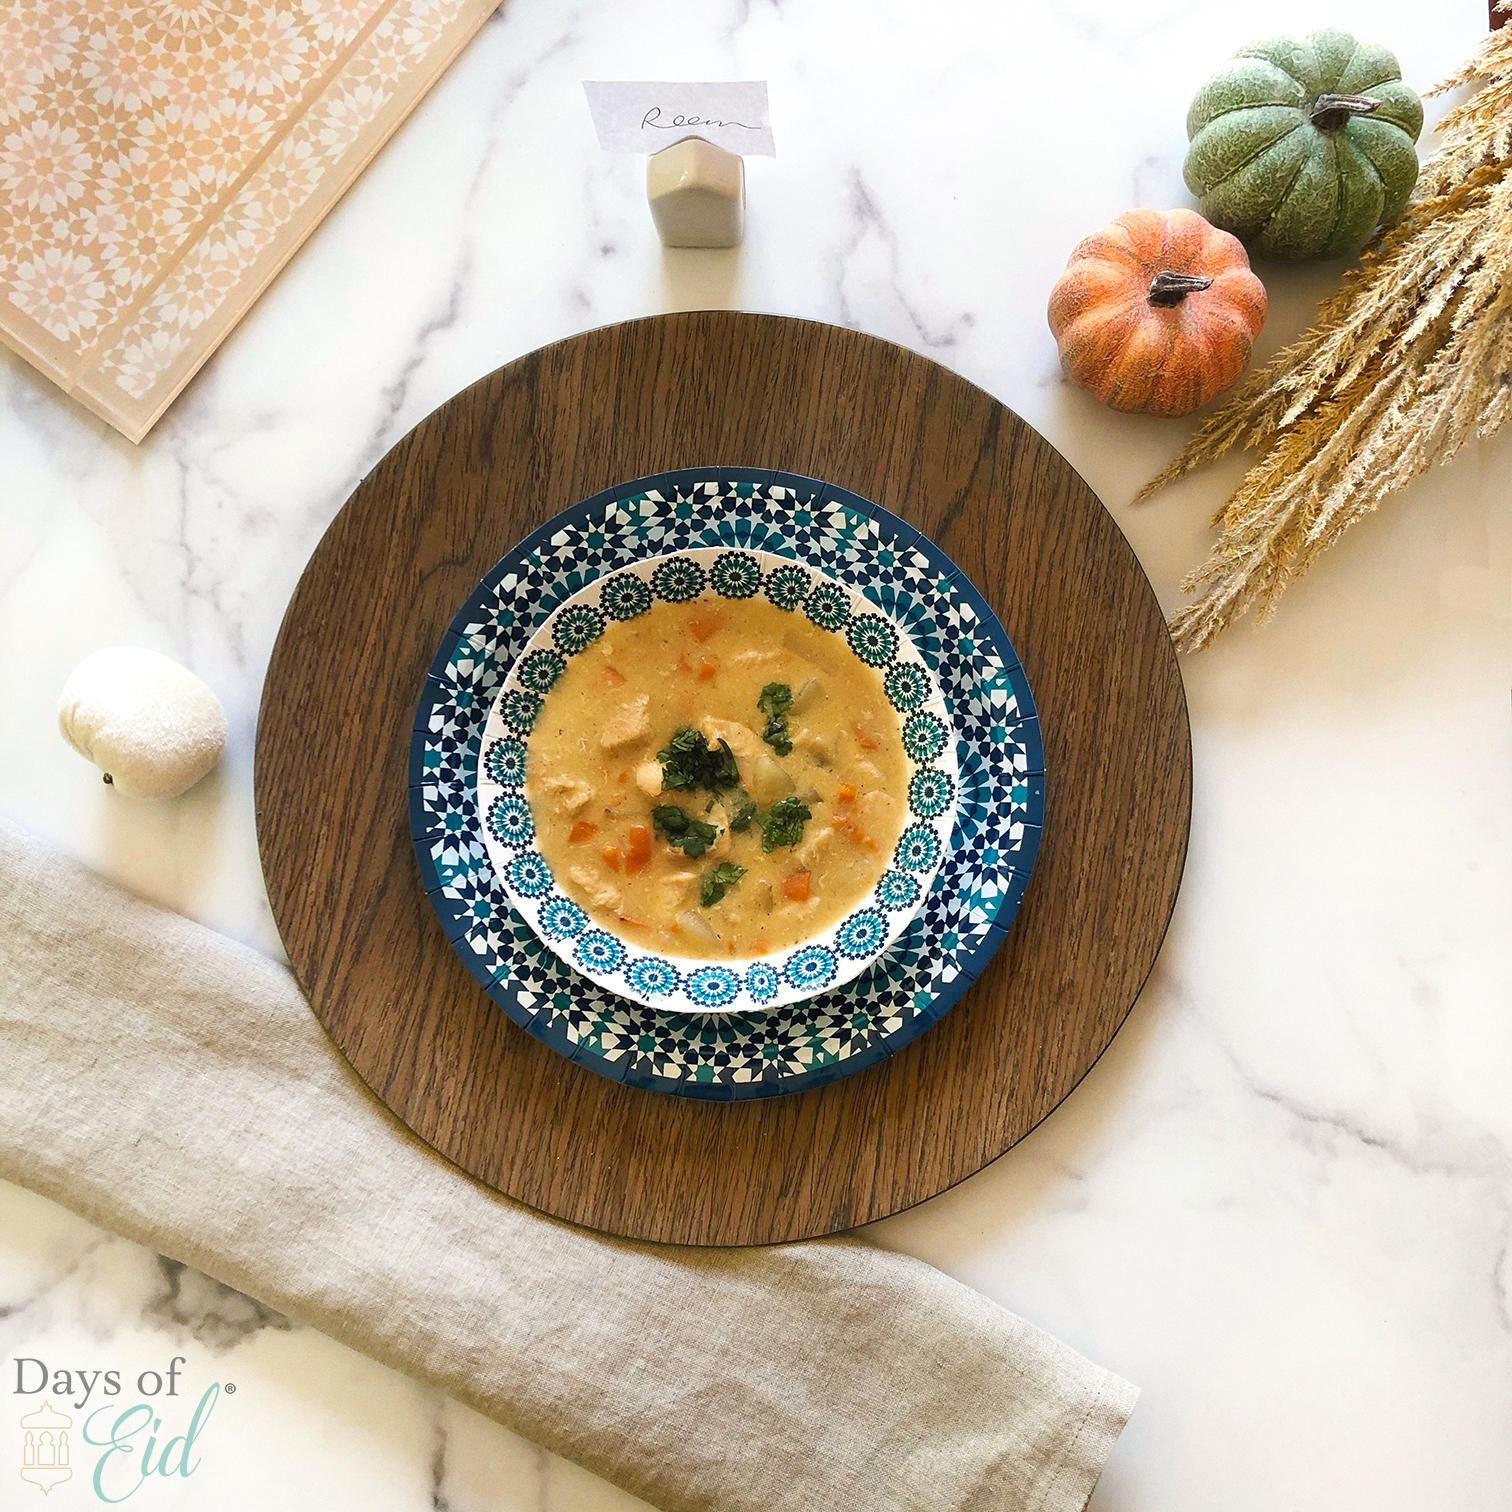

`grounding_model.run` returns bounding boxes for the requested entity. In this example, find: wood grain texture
[255,312,1191,1247]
